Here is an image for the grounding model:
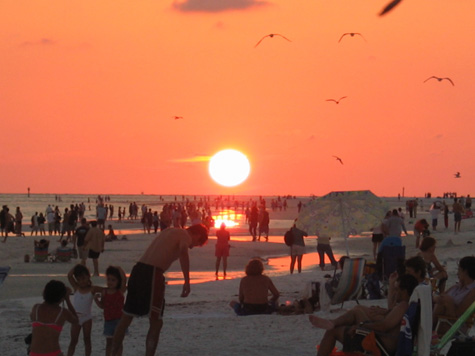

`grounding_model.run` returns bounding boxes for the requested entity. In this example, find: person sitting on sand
[309,274,418,356]
[432,256,475,335]
[105,225,118,242]
[413,218,430,248]
[230,258,280,316]
[29,280,78,356]
[417,237,448,293]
